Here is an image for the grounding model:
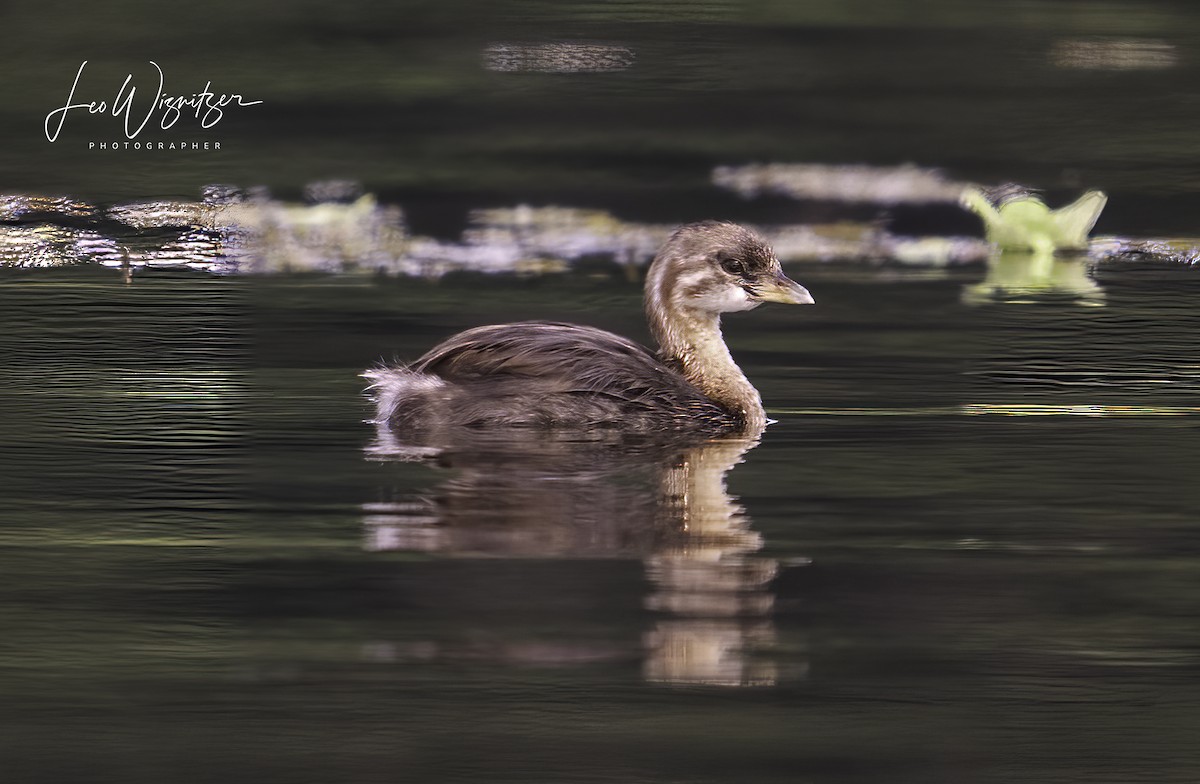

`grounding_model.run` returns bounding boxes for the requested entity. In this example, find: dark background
[3,0,1200,236]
